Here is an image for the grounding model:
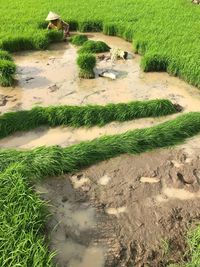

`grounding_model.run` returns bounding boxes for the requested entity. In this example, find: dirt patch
[36,146,200,267]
